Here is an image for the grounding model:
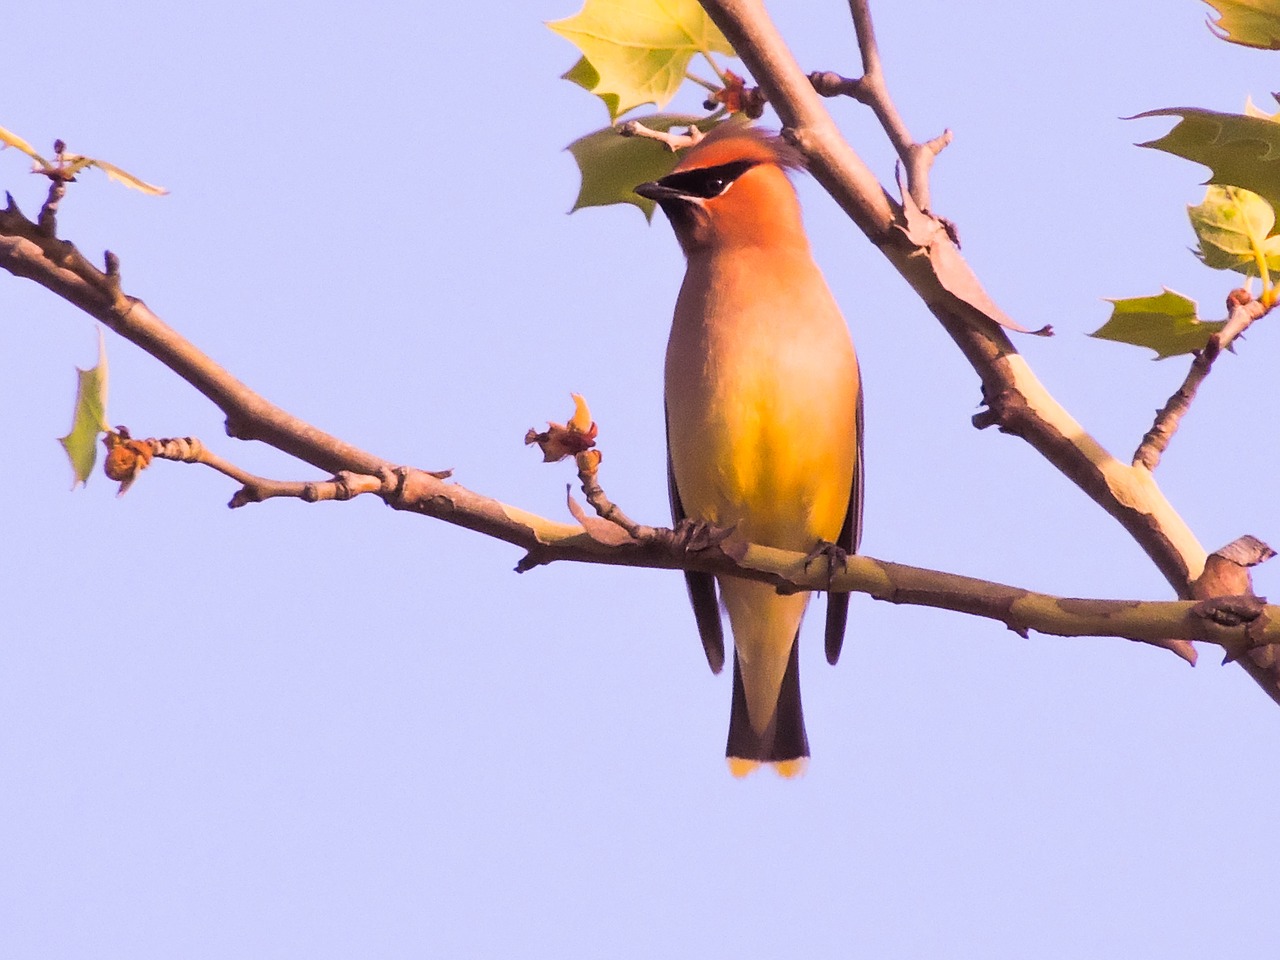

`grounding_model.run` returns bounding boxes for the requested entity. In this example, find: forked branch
[6,191,1277,672]
[692,0,1280,700]
[4,0,1279,701]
